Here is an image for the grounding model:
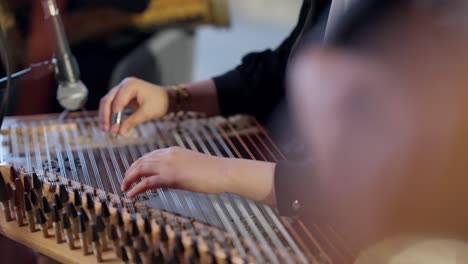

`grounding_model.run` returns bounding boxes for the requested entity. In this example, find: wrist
[160,88,171,116]
[166,84,191,114]
[166,87,177,113]
[225,159,276,204]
